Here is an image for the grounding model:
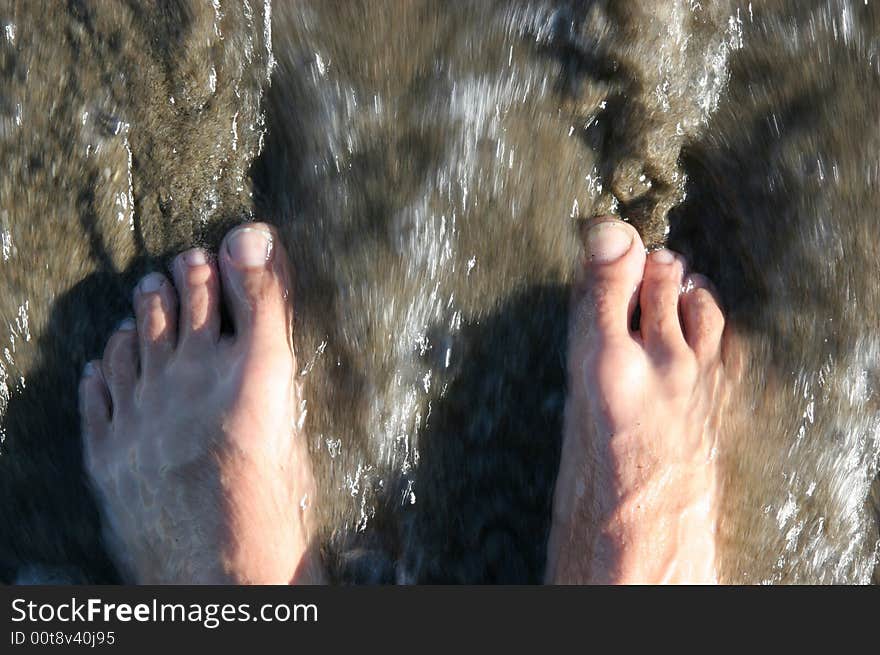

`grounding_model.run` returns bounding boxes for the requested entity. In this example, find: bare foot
[546,217,727,584]
[79,223,323,584]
